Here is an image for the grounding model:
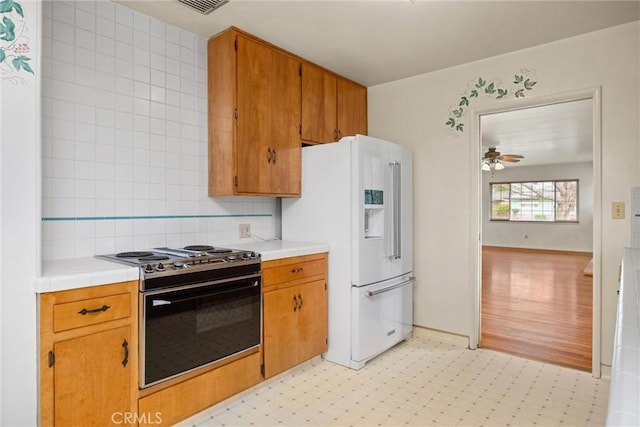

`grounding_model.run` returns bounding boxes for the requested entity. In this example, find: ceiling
[115,1,633,167]
[116,0,640,87]
[480,99,594,168]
